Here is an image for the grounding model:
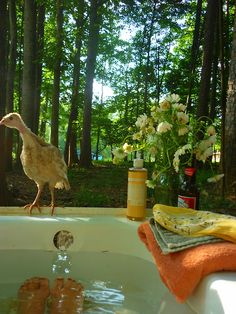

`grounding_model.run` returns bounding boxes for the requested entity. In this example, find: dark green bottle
[177,167,200,210]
